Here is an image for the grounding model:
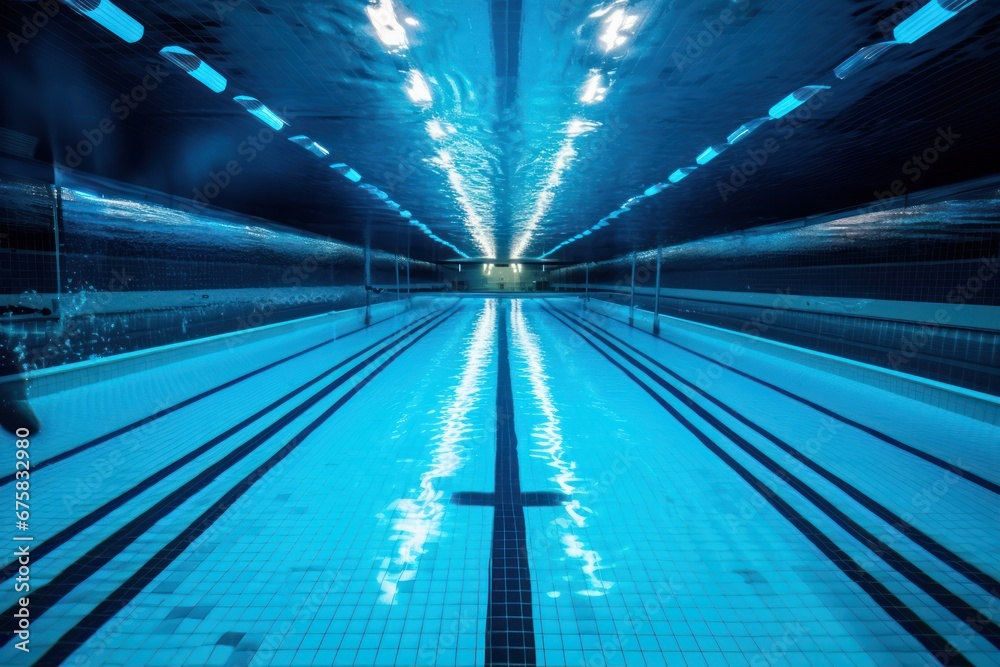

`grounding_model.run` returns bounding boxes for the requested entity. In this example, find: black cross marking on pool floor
[452,305,566,667]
